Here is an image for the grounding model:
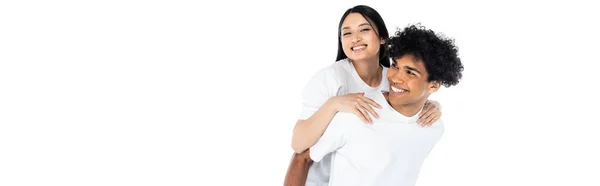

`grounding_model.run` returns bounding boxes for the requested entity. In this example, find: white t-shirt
[298,59,389,186]
[309,92,444,186]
